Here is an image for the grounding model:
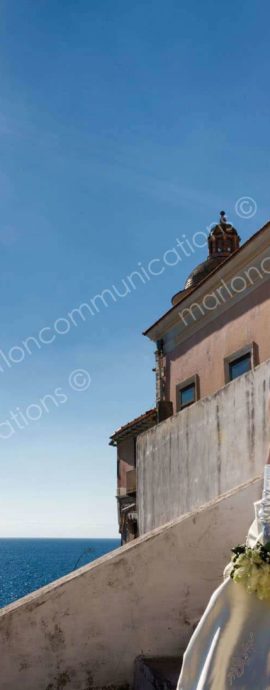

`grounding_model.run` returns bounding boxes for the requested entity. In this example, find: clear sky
[0,0,269,537]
